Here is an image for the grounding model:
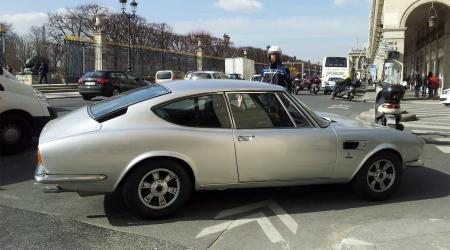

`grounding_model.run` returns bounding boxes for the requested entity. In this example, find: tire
[122,159,193,219]
[347,93,354,101]
[352,151,402,201]
[111,87,121,96]
[0,114,33,155]
[81,95,93,100]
